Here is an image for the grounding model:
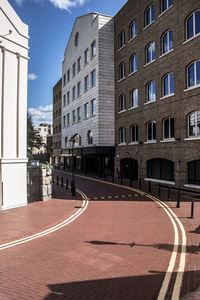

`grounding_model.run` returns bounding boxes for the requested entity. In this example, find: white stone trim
[158,5,173,18]
[144,140,157,144]
[128,106,138,111]
[160,138,175,143]
[144,99,156,105]
[160,93,175,100]
[183,32,200,45]
[143,20,155,31]
[184,137,200,141]
[128,142,139,145]
[144,59,156,68]
[184,84,200,92]
[184,184,200,190]
[159,48,174,59]
[118,109,126,114]
[145,178,175,185]
[118,143,127,146]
